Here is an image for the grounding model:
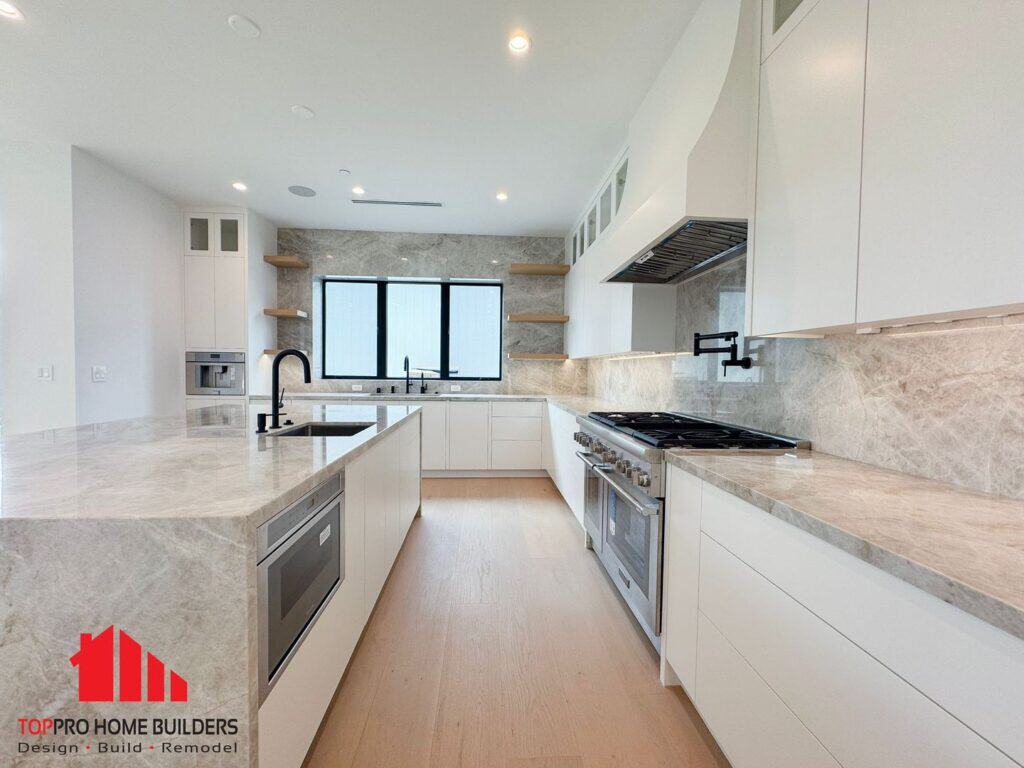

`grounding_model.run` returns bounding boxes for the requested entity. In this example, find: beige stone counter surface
[0,402,420,527]
[667,448,1024,640]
